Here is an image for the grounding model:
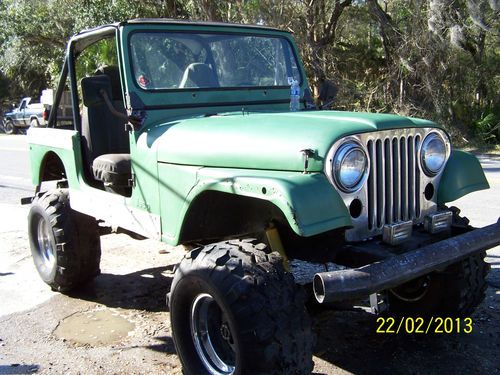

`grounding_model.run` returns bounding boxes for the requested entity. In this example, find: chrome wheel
[36,218,55,269]
[4,120,15,135]
[190,293,236,375]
